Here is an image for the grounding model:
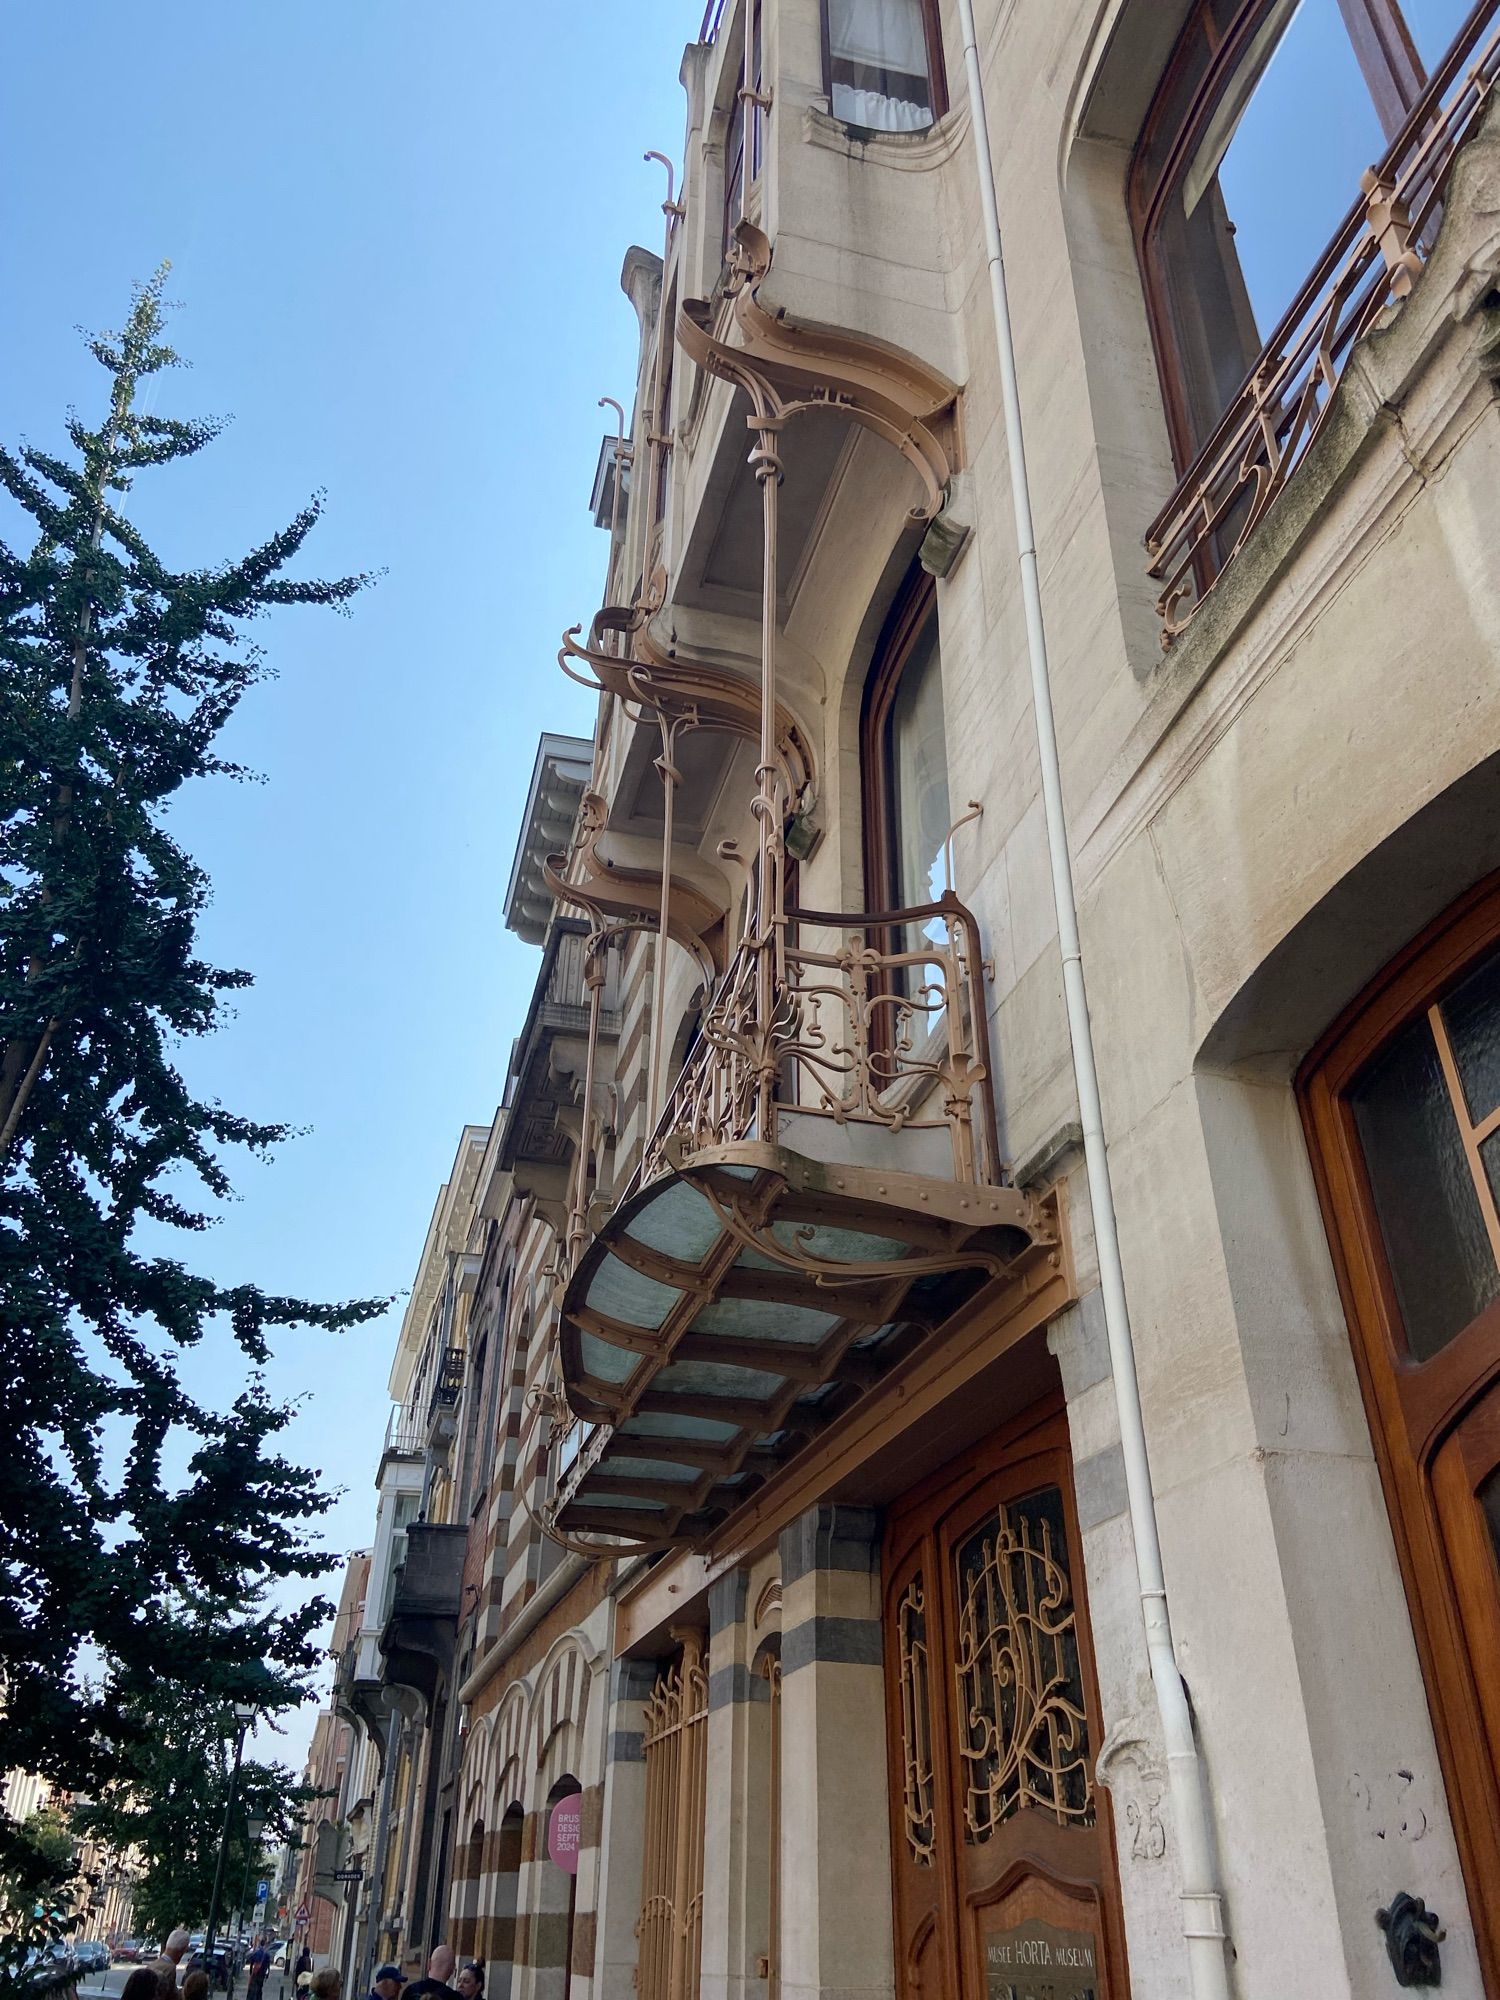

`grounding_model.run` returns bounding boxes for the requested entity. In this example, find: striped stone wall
[448,1590,611,2000]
